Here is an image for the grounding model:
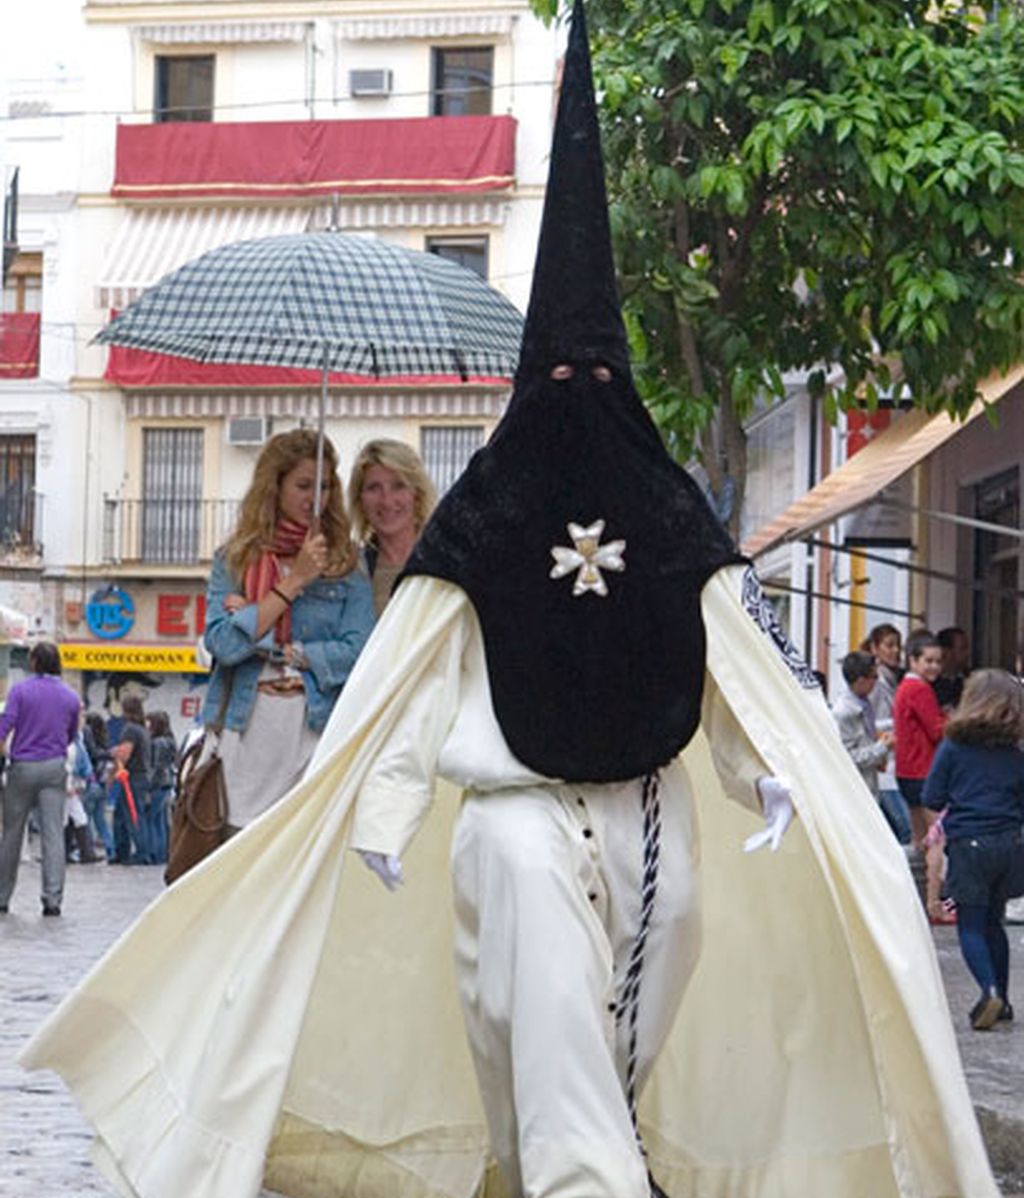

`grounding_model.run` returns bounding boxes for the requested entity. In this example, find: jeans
[878,786,912,845]
[84,781,114,856]
[112,777,150,863]
[957,902,1009,998]
[144,785,172,864]
[0,758,67,908]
